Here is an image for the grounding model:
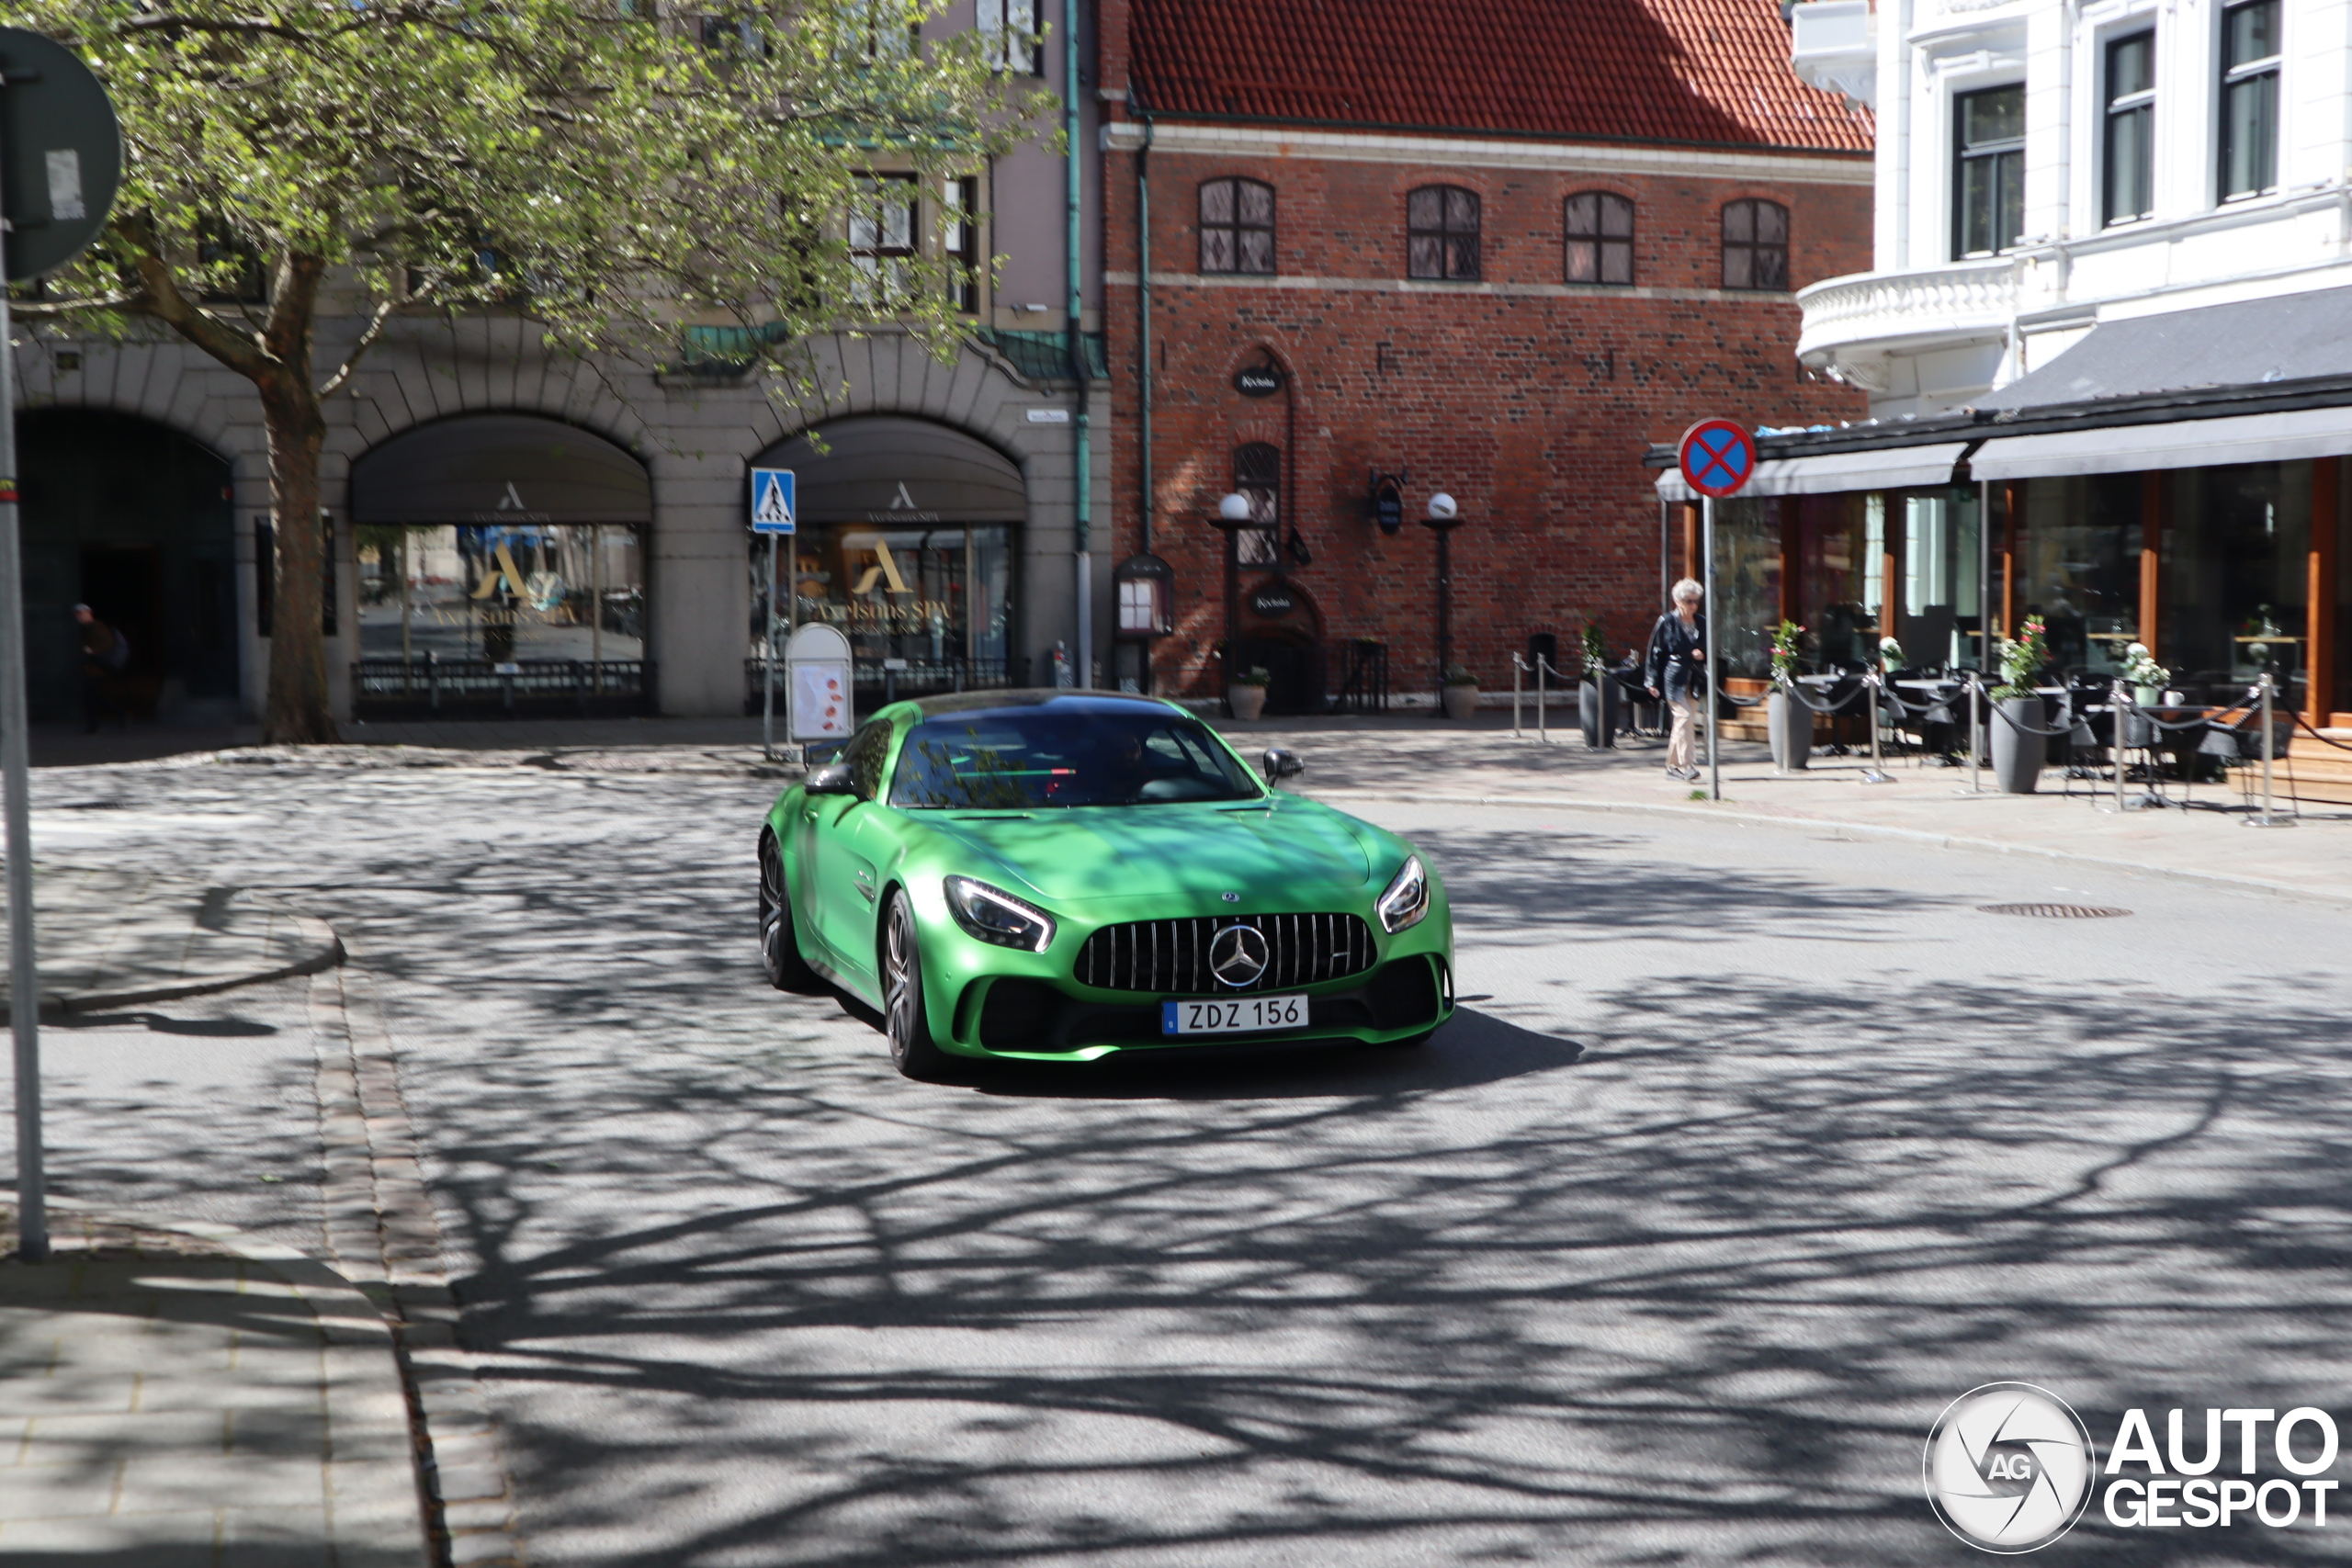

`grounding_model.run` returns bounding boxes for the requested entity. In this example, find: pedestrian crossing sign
[750,468,796,534]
